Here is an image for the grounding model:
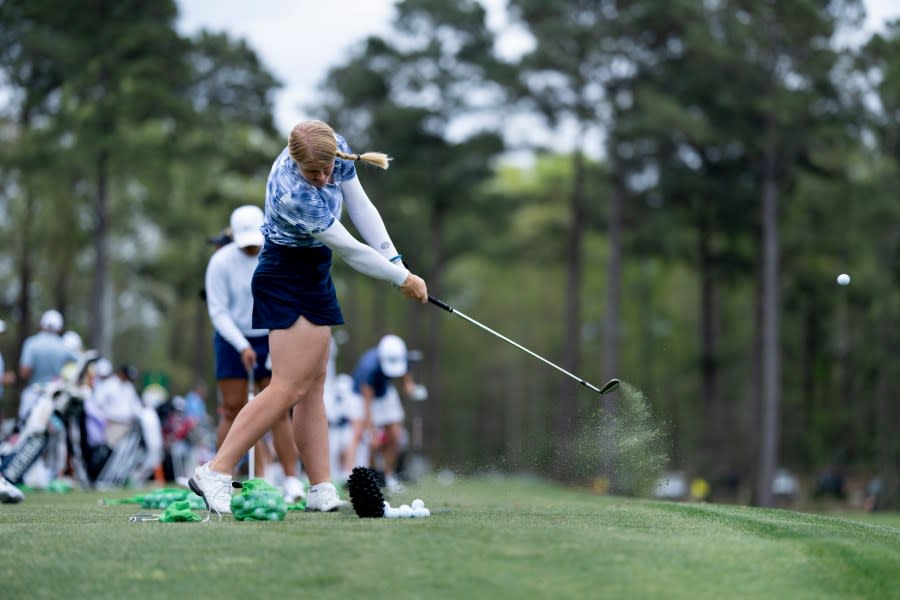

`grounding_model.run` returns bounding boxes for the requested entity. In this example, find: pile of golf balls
[383,498,430,518]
